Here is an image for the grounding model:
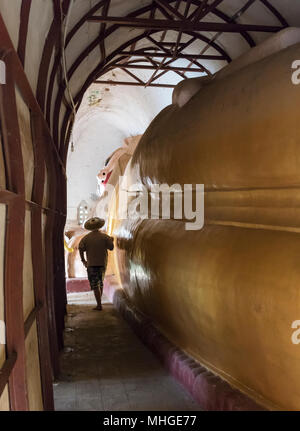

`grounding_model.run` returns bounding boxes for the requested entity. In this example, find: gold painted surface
[23,209,35,321]
[25,321,43,411]
[0,386,10,411]
[108,44,300,410]
[133,46,300,190]
[42,213,47,260]
[15,86,34,201]
[42,163,49,209]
